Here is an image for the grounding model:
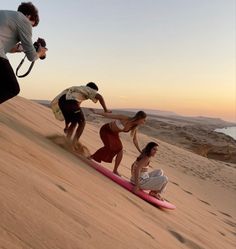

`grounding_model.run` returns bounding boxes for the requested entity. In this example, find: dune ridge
[0,97,235,249]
